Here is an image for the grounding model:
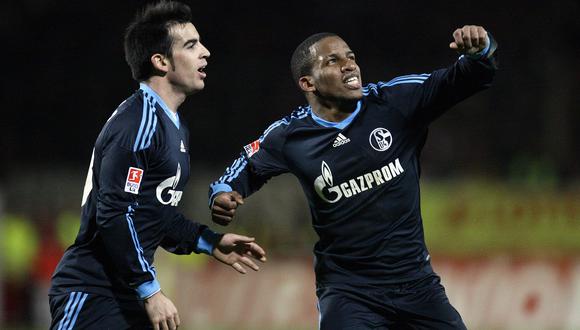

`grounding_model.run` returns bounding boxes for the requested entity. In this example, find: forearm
[210,131,289,207]
[441,32,498,96]
[209,157,265,206]
[160,214,221,255]
[413,35,498,123]
[97,203,159,299]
